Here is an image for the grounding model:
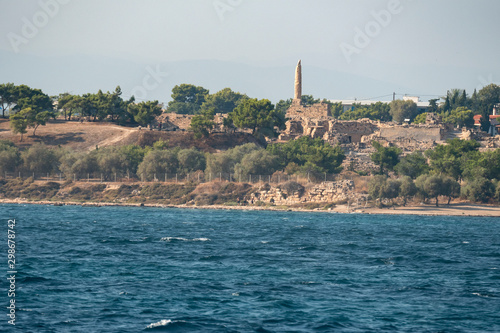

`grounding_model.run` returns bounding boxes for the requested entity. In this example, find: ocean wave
[160,237,210,242]
[146,319,173,328]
